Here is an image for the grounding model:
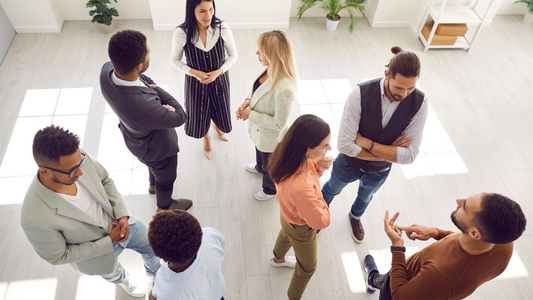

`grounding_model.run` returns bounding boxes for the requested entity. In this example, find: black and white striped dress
[183,31,232,139]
